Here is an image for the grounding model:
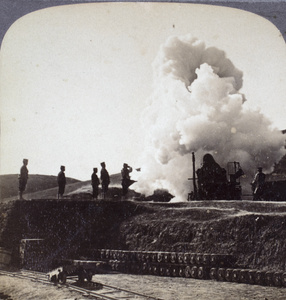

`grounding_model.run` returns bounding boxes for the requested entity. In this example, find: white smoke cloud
[134,34,285,201]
